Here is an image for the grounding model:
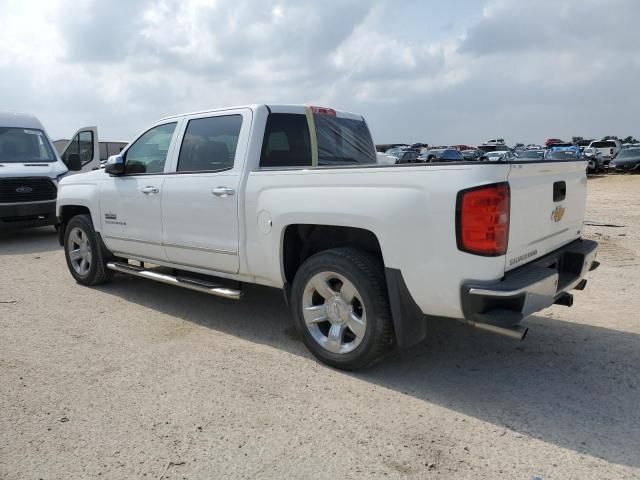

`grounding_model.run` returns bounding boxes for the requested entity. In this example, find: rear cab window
[314,112,376,166]
[591,141,617,148]
[259,108,376,169]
